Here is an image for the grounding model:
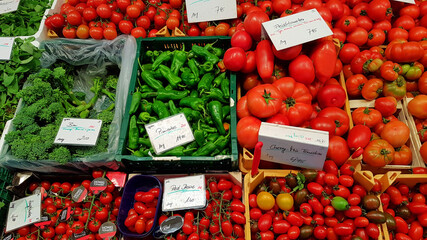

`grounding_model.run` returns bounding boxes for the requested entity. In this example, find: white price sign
[185,0,237,23]
[0,37,14,60]
[258,122,329,170]
[145,113,194,155]
[6,194,41,232]
[392,0,415,4]
[162,175,206,212]
[262,9,333,51]
[0,0,20,15]
[54,118,102,146]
